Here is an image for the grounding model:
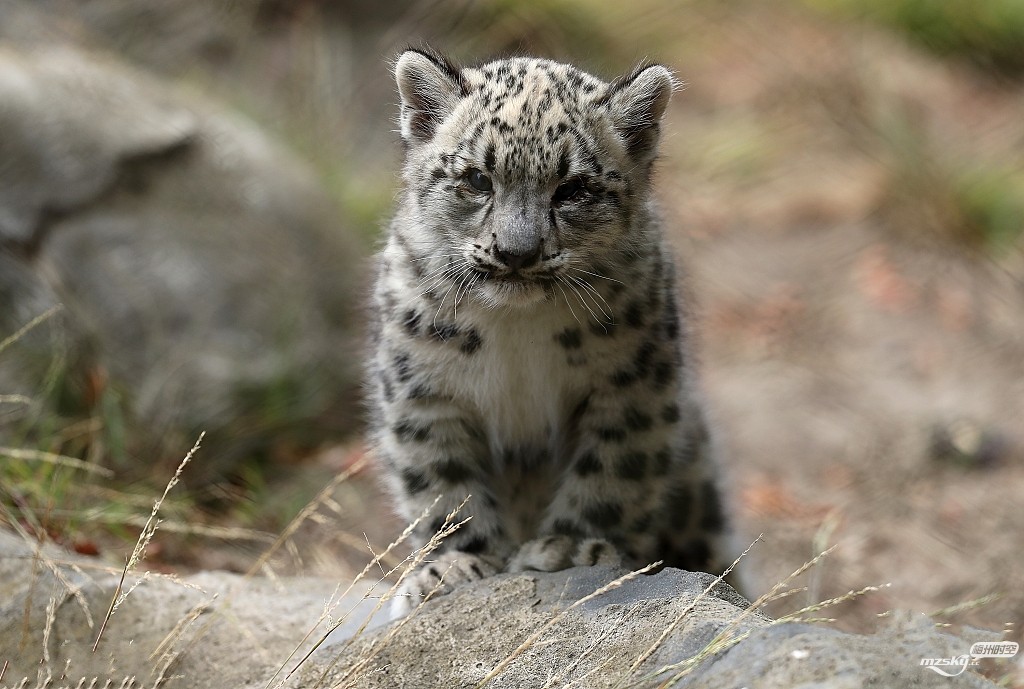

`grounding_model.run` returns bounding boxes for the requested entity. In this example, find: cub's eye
[552,177,585,205]
[465,168,493,192]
